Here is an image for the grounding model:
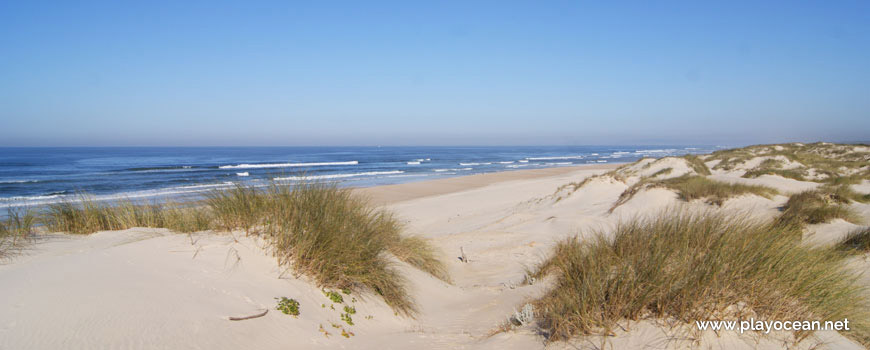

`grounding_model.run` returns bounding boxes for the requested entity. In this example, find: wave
[498,161,514,164]
[459,162,491,166]
[173,182,235,190]
[526,156,584,160]
[274,171,403,181]
[0,179,40,184]
[518,160,529,163]
[0,194,63,202]
[219,161,359,169]
[236,172,249,177]
[634,149,677,154]
[544,162,573,166]
[434,168,472,172]
[407,161,421,165]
